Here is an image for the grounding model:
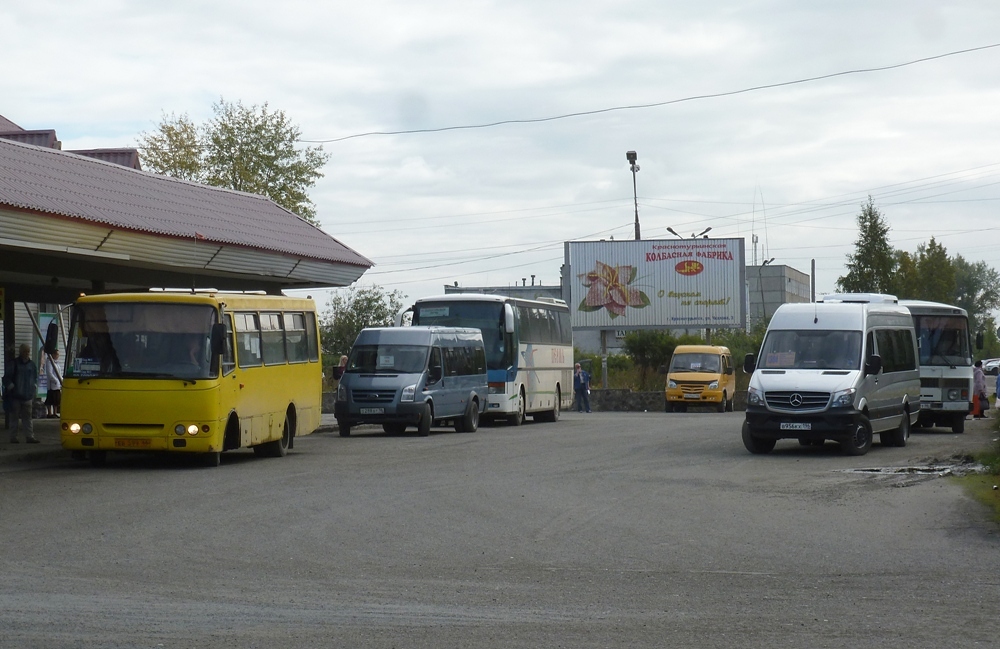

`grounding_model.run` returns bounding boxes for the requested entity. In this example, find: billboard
[565,238,746,330]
